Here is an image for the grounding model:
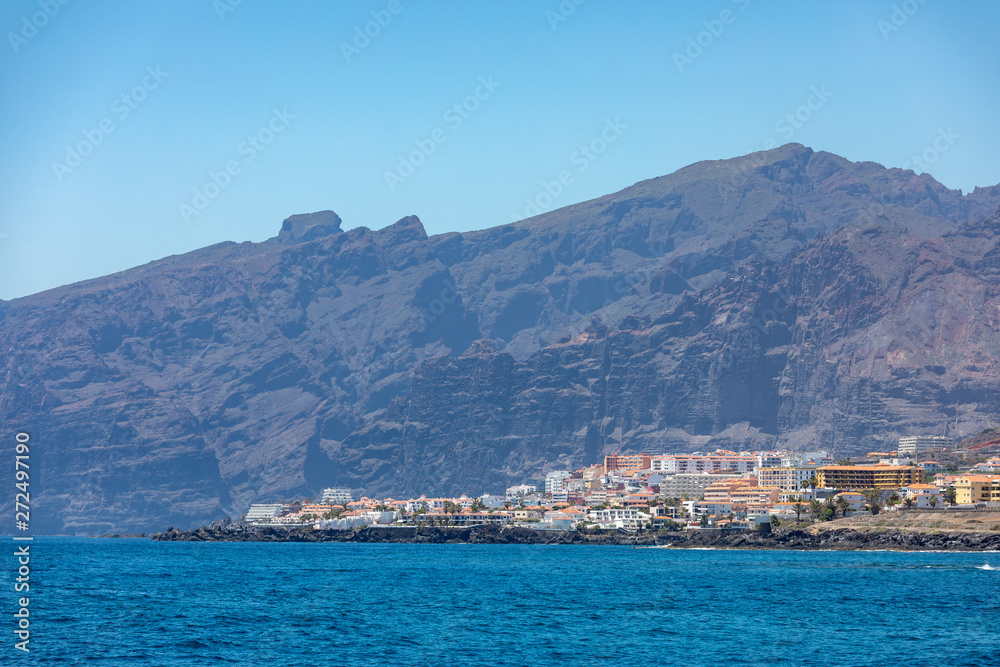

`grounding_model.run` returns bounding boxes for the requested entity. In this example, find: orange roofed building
[604,453,652,474]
